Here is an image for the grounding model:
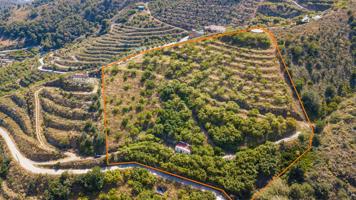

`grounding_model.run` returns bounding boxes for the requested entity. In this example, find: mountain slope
[273,2,355,120]
[257,94,355,200]
[0,0,146,49]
